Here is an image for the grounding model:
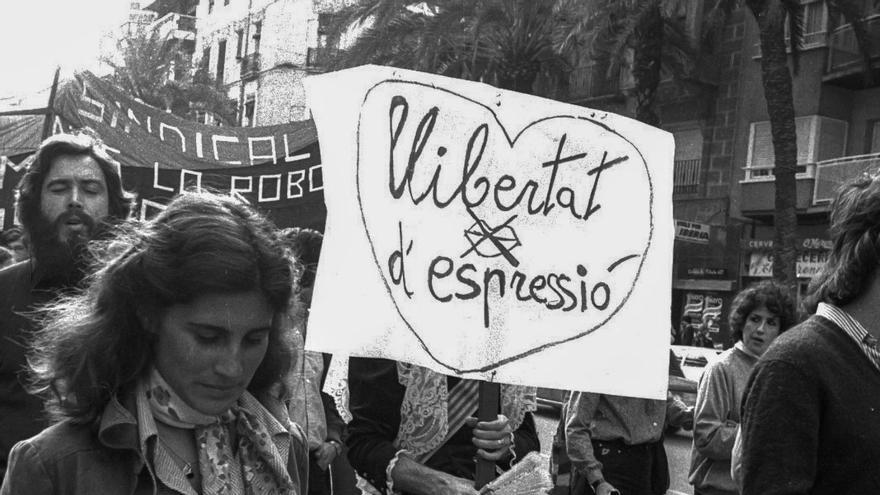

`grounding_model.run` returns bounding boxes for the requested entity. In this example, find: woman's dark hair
[16,130,135,235]
[28,191,299,424]
[728,280,797,342]
[281,227,323,289]
[804,174,880,313]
